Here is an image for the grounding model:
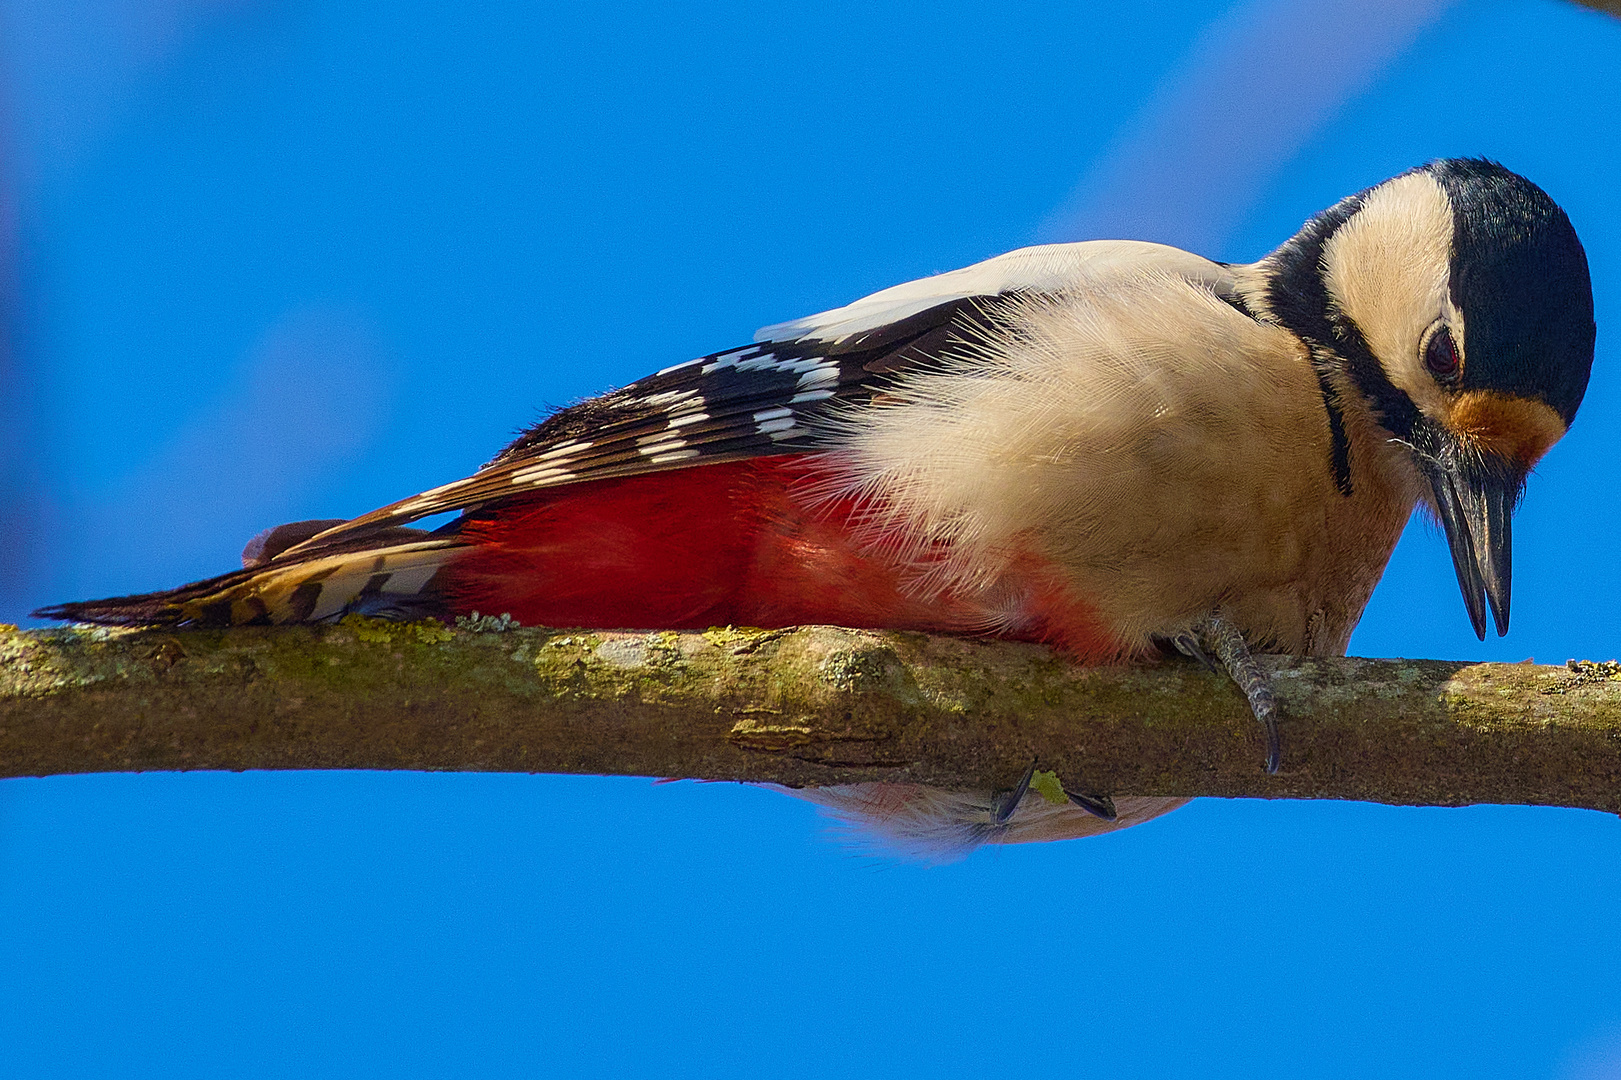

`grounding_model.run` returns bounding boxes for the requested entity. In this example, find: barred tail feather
[33,537,465,628]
